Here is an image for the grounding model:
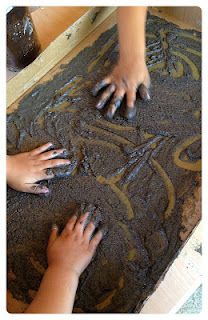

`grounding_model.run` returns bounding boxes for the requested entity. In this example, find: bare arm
[118,6,147,64]
[93,7,150,120]
[25,266,78,313]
